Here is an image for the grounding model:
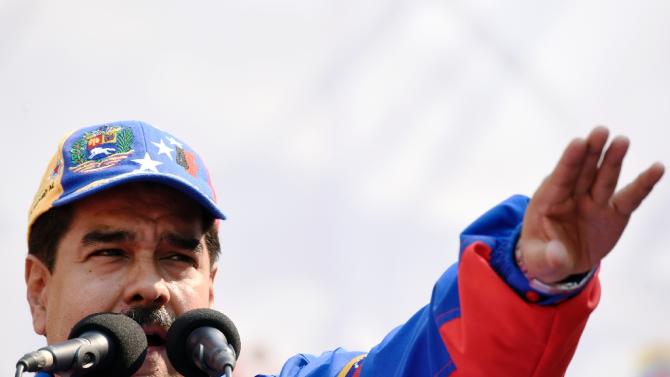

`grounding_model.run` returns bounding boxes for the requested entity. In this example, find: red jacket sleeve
[441,242,600,376]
